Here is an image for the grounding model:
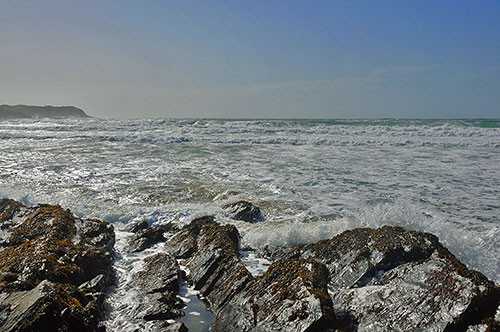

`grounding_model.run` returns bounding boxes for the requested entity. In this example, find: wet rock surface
[259,226,500,332]
[223,200,264,223]
[136,253,184,321]
[163,217,500,332]
[0,280,104,332]
[166,216,252,313]
[127,224,177,253]
[3,198,500,332]
[0,199,114,332]
[166,216,336,331]
[127,220,149,233]
[213,258,338,332]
